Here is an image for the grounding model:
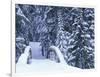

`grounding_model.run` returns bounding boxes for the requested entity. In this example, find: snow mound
[49,46,66,65]
[17,46,31,65]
